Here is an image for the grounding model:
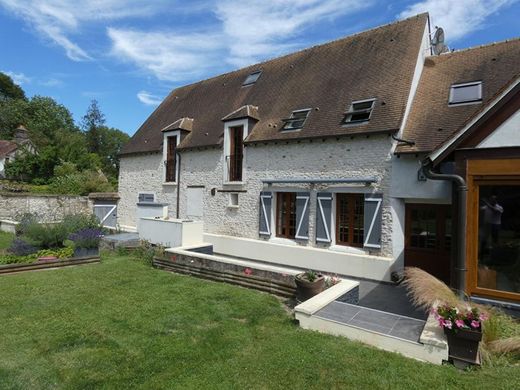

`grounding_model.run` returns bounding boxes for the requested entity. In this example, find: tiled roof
[0,140,18,158]
[397,38,520,154]
[121,13,428,155]
[222,105,259,122]
[161,117,194,132]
